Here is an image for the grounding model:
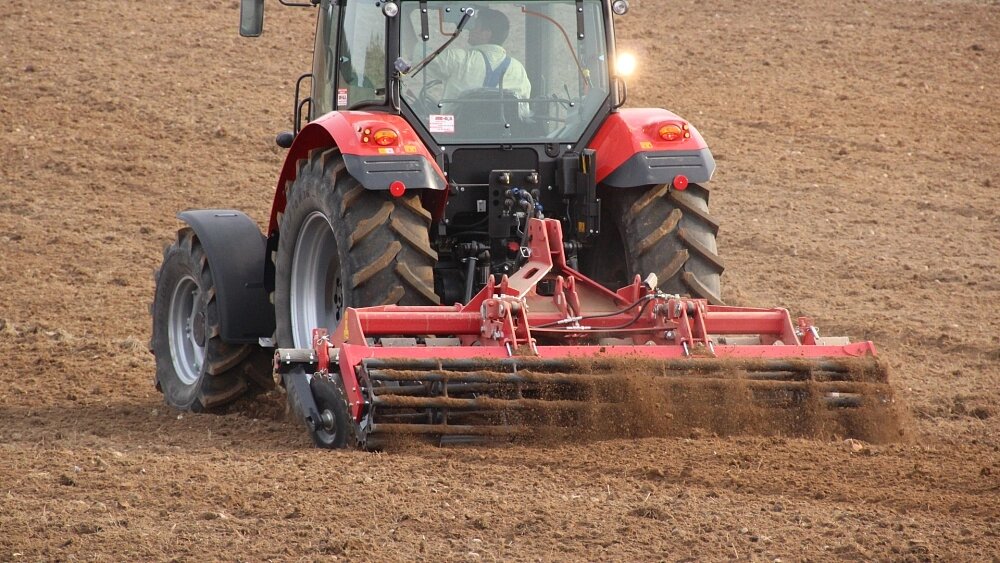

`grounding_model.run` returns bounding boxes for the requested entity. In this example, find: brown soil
[2,0,998,560]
